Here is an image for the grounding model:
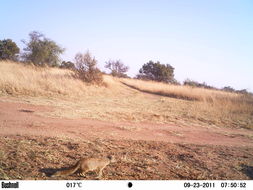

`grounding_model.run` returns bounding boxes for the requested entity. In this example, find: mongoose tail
[52,161,80,177]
